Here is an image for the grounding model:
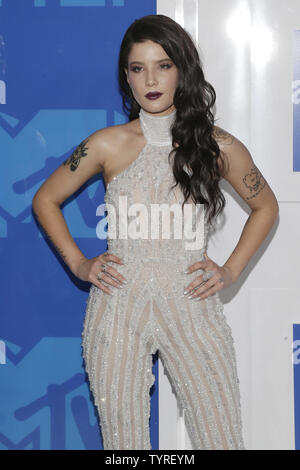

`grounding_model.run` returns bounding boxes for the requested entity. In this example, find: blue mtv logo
[0,109,125,239]
[0,0,140,134]
[0,0,157,450]
[0,0,156,362]
[0,337,158,449]
[0,337,103,449]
